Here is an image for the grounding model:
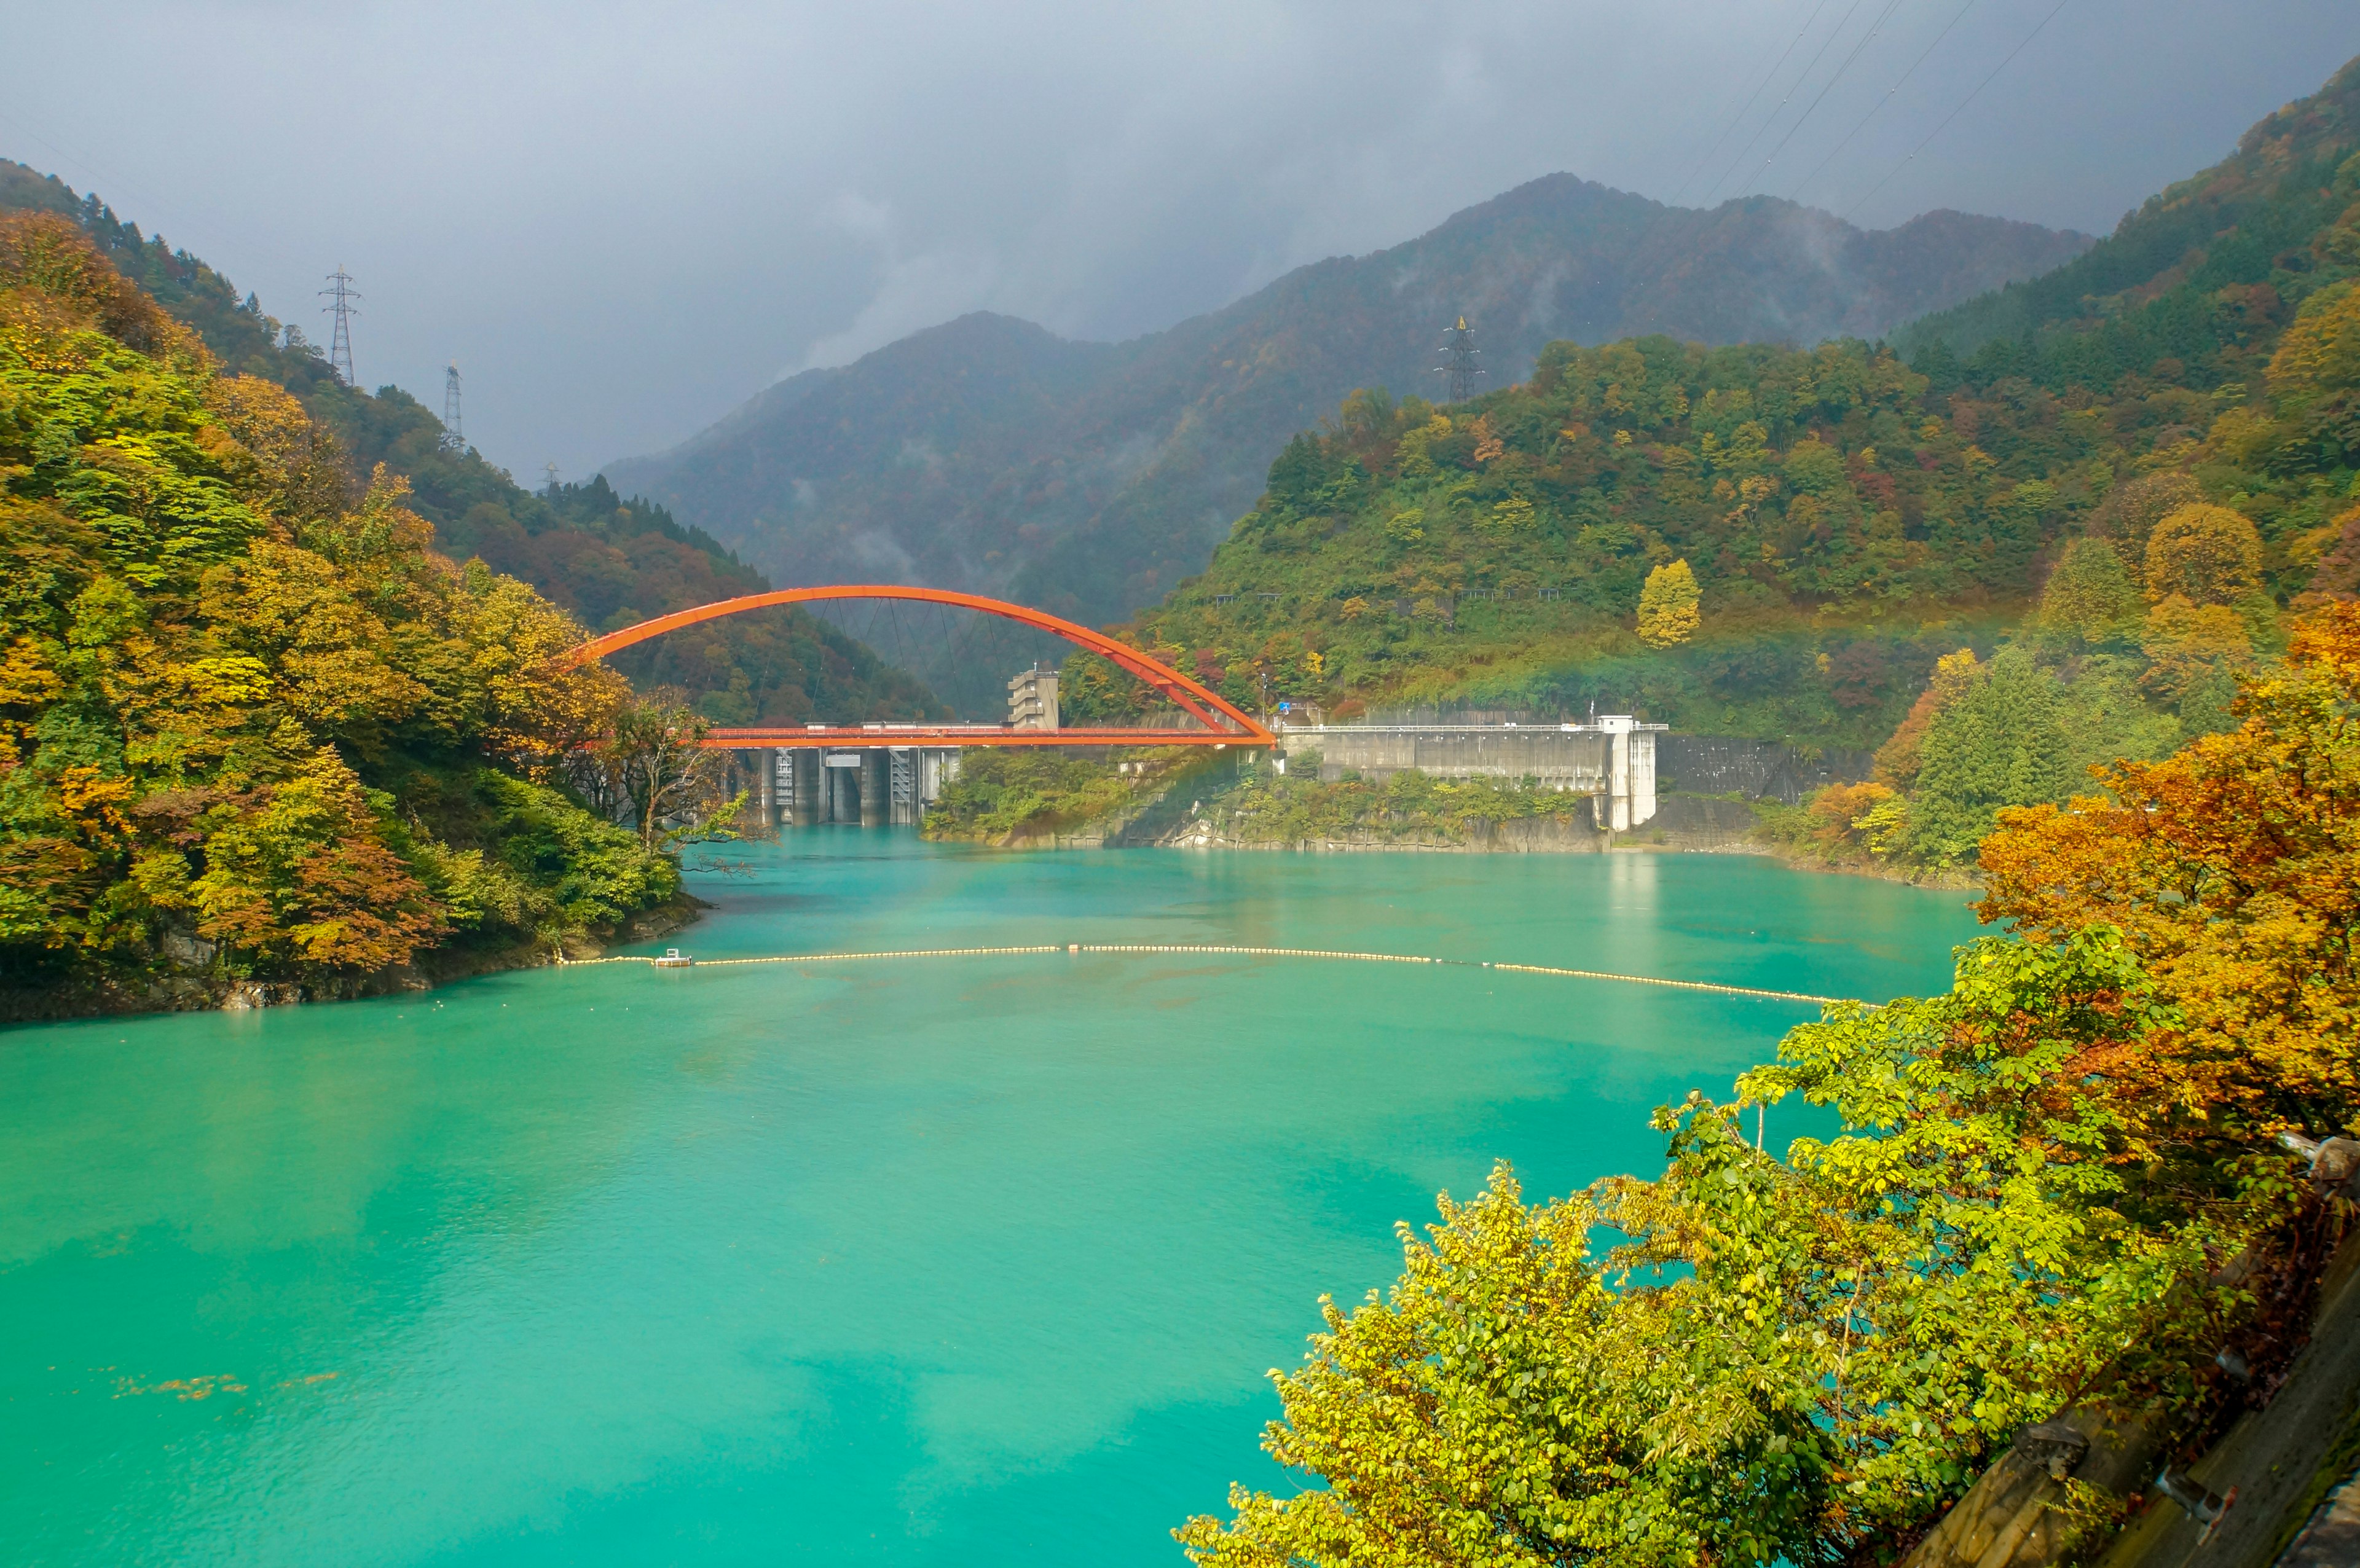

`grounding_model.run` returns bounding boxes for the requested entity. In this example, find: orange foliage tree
[1978,602,2360,1142]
